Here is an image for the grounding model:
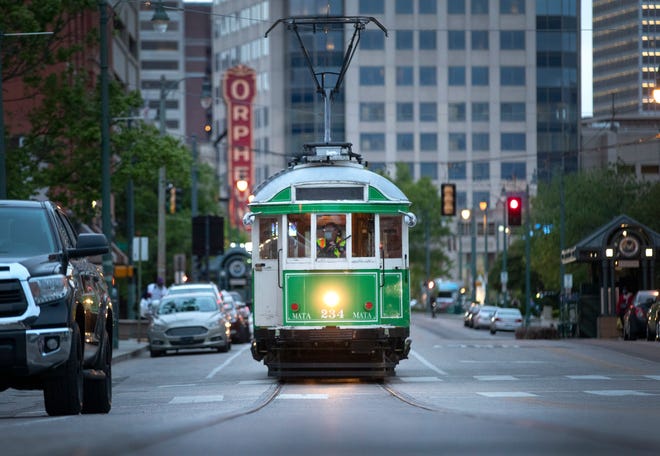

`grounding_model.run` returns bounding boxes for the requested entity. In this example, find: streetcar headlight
[322,290,340,307]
